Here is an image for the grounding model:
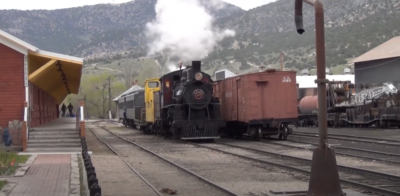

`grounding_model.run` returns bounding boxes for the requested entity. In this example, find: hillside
[0,0,243,58]
[1,0,400,77]
[202,0,400,74]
